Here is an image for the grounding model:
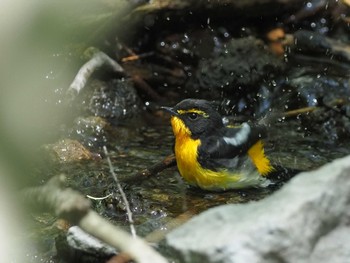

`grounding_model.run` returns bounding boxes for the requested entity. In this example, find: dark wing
[198,122,267,162]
